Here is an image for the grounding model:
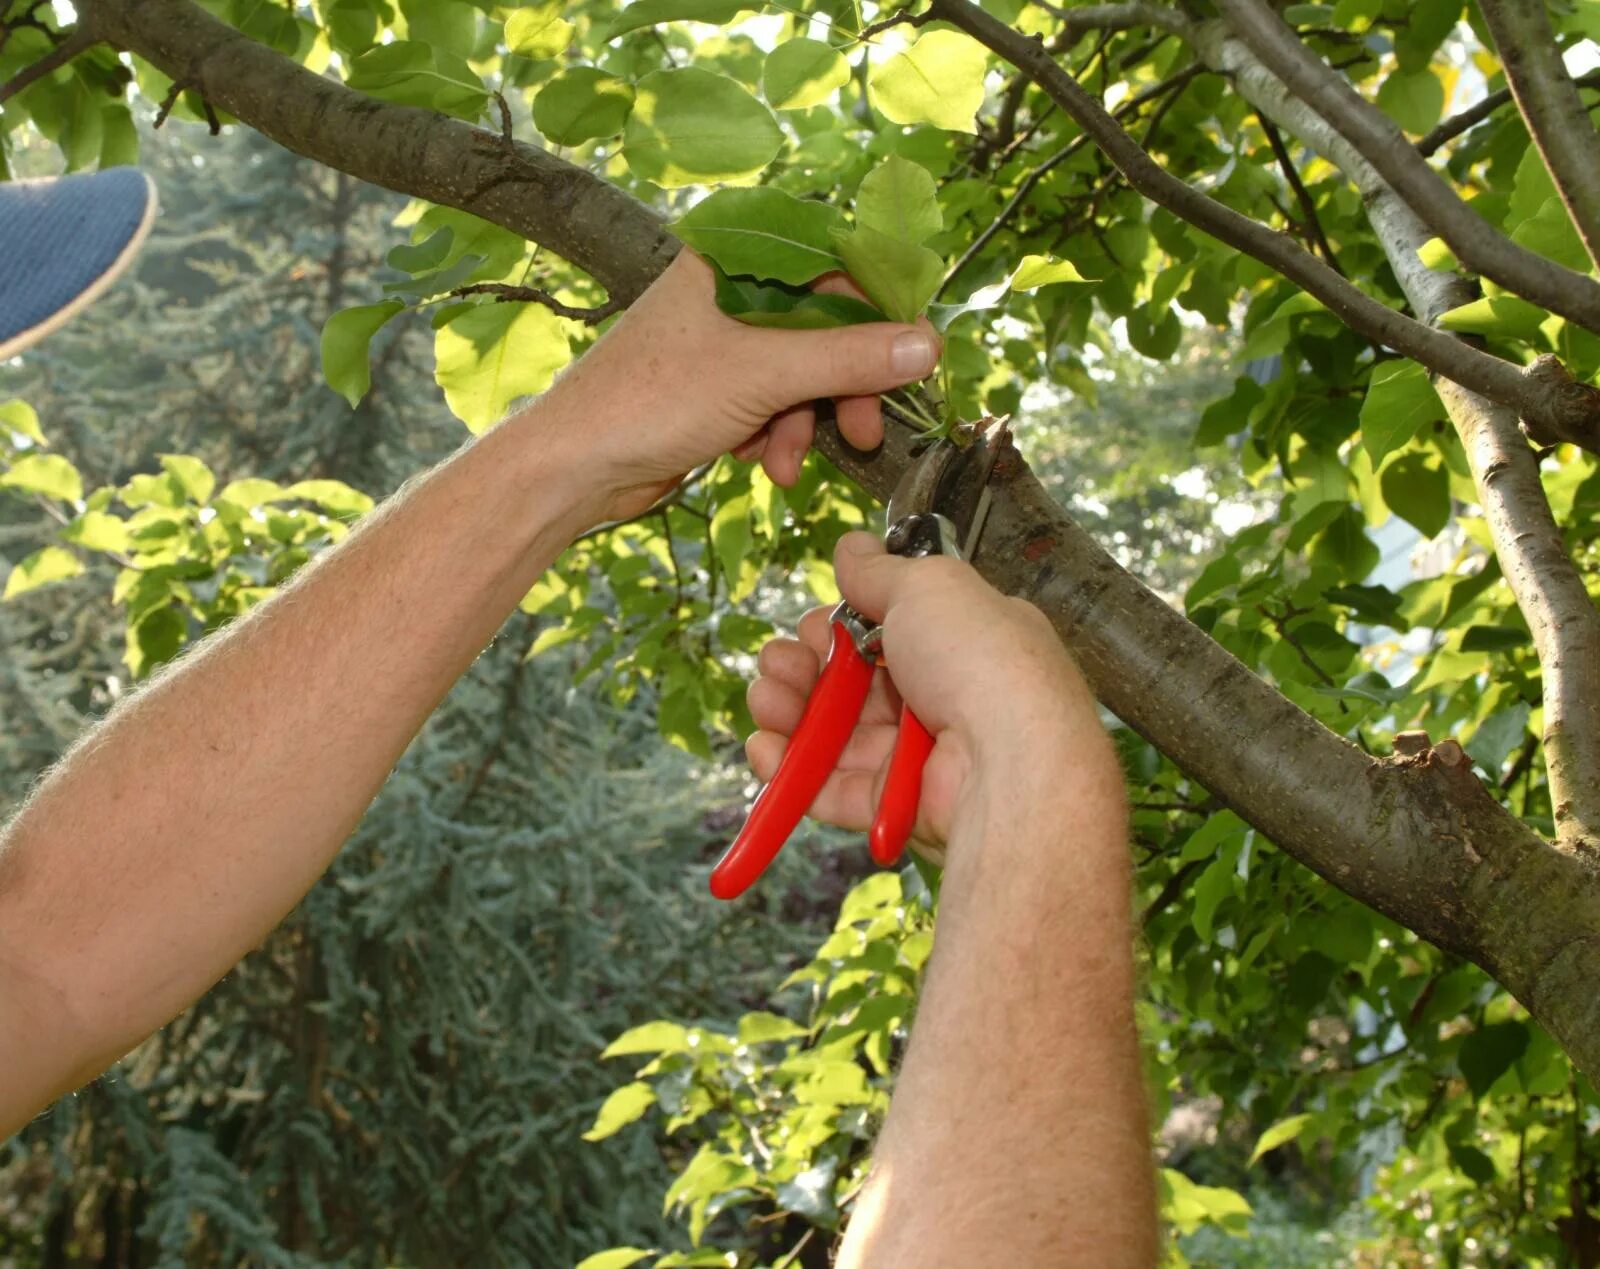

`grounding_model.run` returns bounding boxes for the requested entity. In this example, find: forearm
[0,396,594,1129]
[838,745,1156,1266]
